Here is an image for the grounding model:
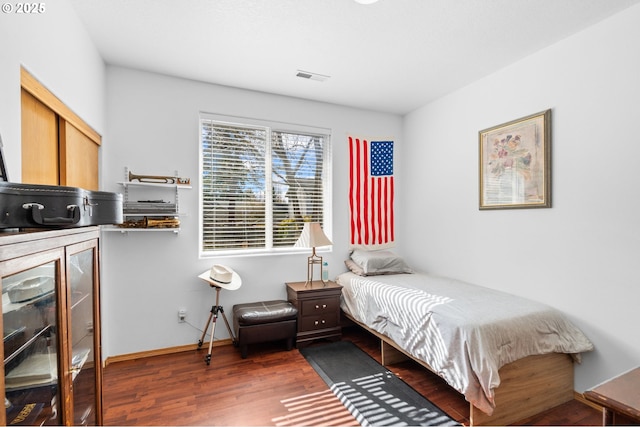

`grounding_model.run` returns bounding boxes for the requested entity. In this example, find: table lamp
[295,222,332,287]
